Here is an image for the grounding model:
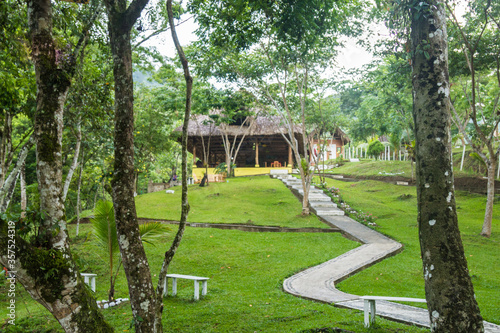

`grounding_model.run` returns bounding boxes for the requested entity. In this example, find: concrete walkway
[275,175,500,332]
